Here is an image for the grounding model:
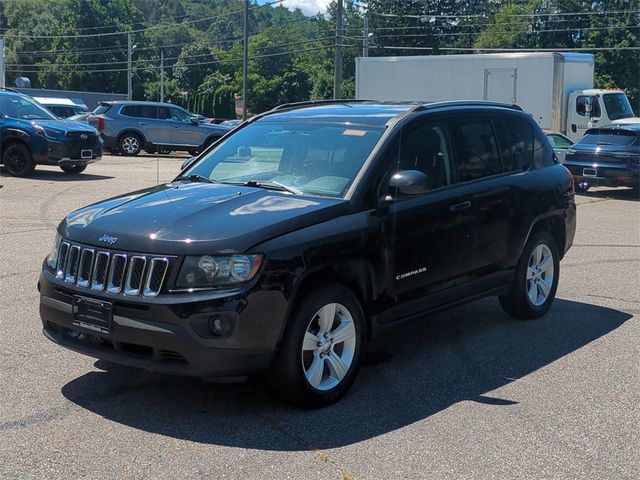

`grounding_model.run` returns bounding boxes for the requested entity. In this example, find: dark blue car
[0,89,103,177]
[564,125,640,192]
